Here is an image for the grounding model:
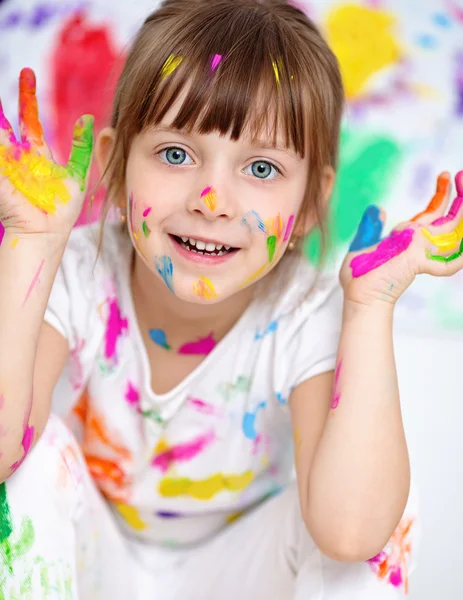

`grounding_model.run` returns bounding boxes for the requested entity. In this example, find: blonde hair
[99,0,344,290]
